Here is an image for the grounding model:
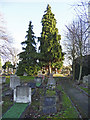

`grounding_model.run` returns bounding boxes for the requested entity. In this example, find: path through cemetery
[57,77,89,118]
